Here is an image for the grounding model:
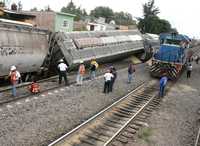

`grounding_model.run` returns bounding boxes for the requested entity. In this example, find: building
[29,11,75,32]
[86,17,117,31]
[0,8,35,24]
